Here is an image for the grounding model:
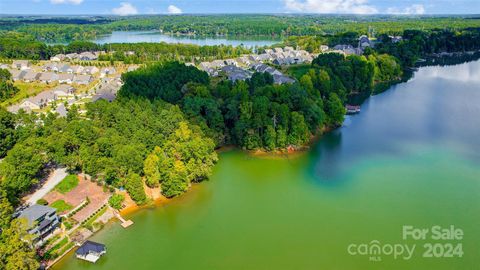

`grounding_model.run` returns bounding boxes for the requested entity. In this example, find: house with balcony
[15,204,60,245]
